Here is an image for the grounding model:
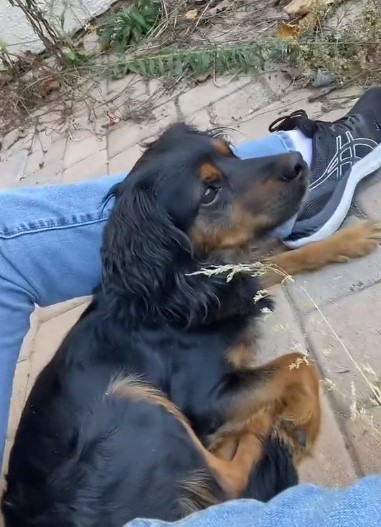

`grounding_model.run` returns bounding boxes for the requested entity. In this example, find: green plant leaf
[130,11,149,30]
